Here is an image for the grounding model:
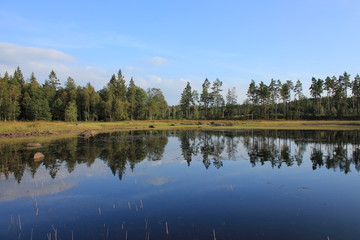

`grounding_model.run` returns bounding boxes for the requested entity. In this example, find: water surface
[1,130,360,240]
